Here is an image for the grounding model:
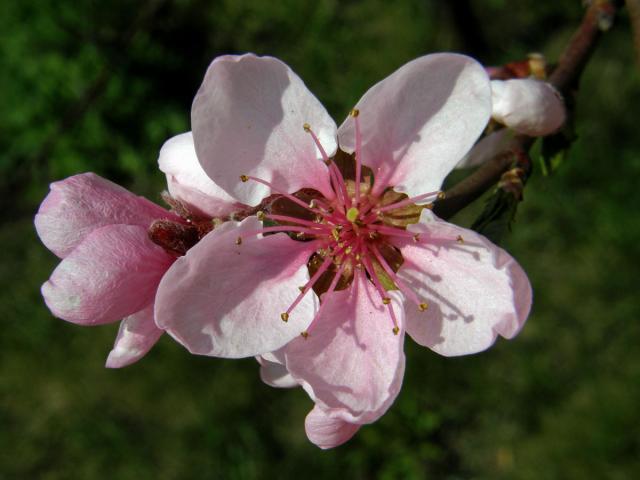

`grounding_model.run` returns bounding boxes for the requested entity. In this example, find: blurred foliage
[1,0,640,478]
